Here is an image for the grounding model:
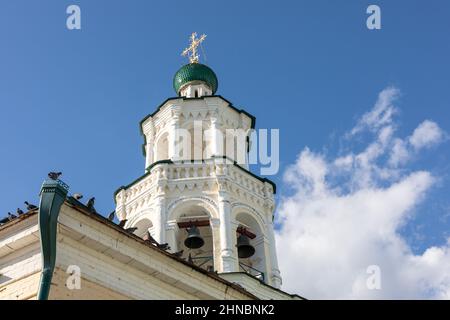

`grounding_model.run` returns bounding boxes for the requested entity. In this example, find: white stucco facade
[115,86,282,289]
